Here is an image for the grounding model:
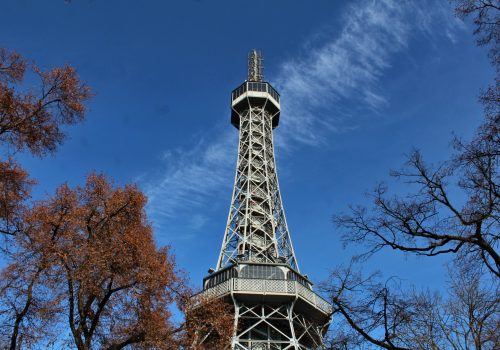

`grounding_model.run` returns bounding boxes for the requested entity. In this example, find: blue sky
[1,0,493,292]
